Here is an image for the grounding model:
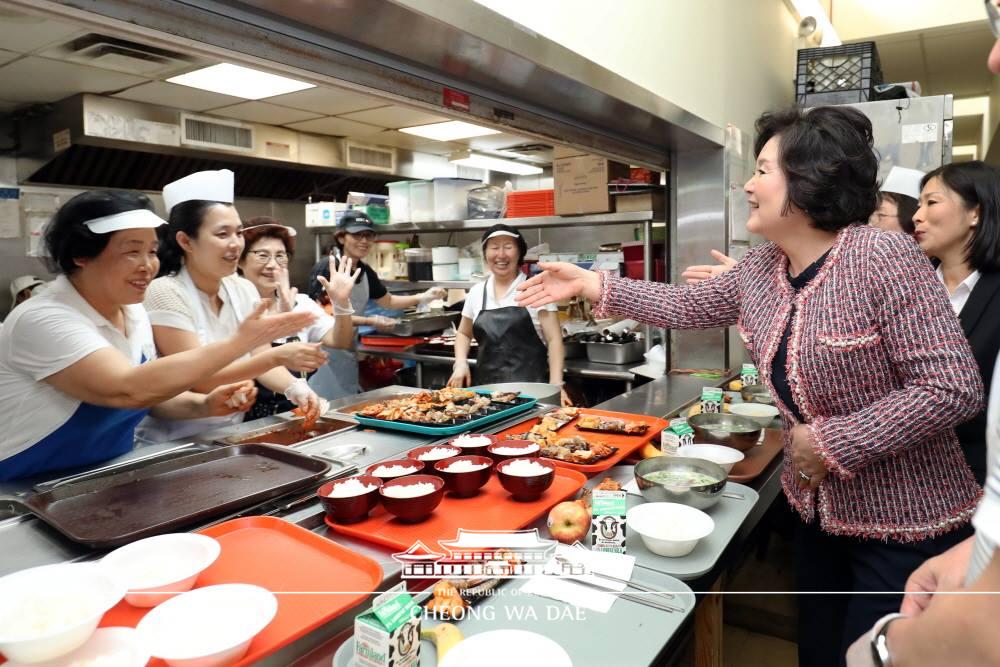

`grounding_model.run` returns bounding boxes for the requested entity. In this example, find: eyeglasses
[348,231,375,241]
[988,0,1000,38]
[248,250,290,266]
[870,213,899,222]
